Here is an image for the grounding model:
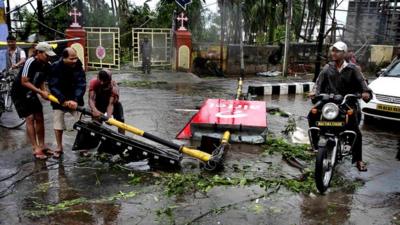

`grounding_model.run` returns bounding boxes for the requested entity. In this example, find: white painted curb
[248,82,315,95]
